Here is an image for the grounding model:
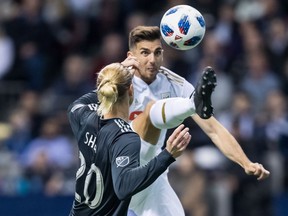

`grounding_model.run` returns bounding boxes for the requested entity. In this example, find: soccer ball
[160,5,206,50]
